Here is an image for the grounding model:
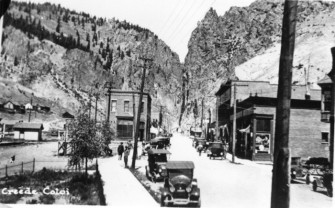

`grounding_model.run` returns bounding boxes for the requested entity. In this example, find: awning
[239,125,250,133]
